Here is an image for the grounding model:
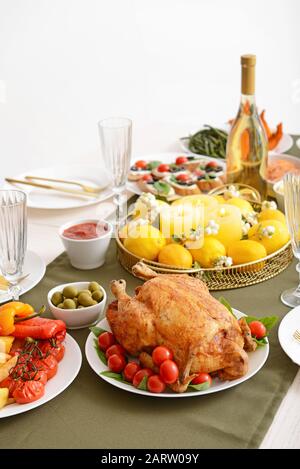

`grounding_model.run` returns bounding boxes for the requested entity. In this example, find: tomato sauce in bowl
[63,222,109,240]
